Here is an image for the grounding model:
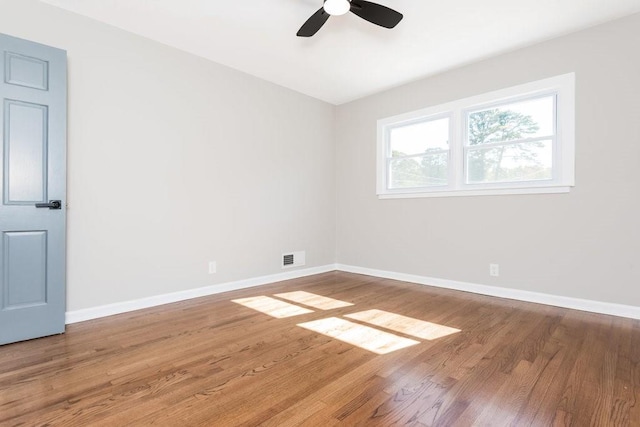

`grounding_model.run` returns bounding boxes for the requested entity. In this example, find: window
[377,74,575,198]
[388,115,451,189]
